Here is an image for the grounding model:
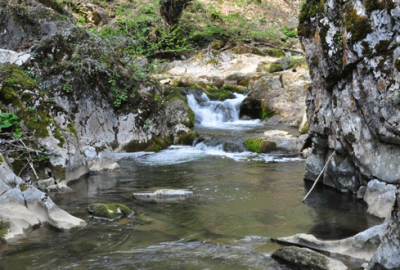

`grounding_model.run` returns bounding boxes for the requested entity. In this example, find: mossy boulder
[178,131,198,145]
[244,137,276,153]
[272,246,347,270]
[88,203,134,220]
